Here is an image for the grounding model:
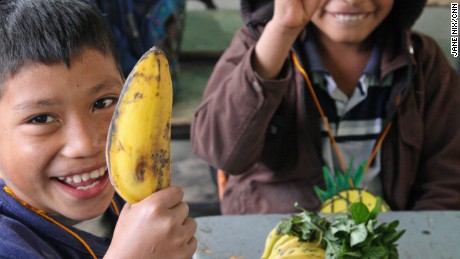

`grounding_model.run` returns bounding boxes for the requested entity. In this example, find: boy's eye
[30,115,57,124]
[93,97,117,111]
